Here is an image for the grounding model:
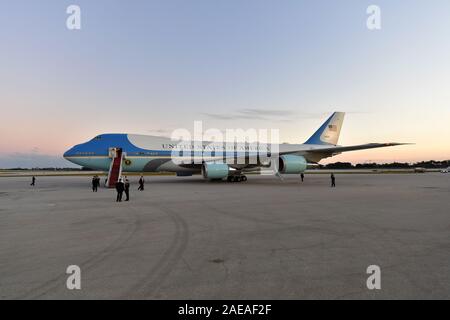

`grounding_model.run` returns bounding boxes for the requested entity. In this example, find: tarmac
[0,173,449,299]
